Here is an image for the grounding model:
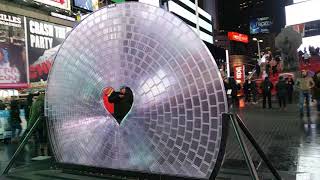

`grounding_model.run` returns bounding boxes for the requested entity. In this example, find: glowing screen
[285,0,320,26]
[46,2,227,179]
